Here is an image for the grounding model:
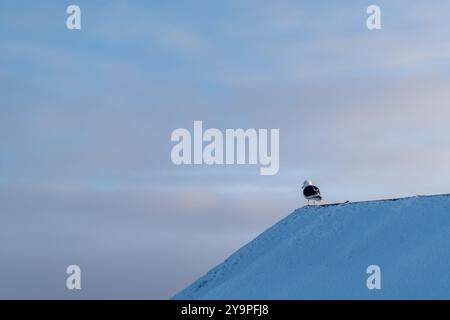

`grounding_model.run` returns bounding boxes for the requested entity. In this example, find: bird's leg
[307,199,310,206]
